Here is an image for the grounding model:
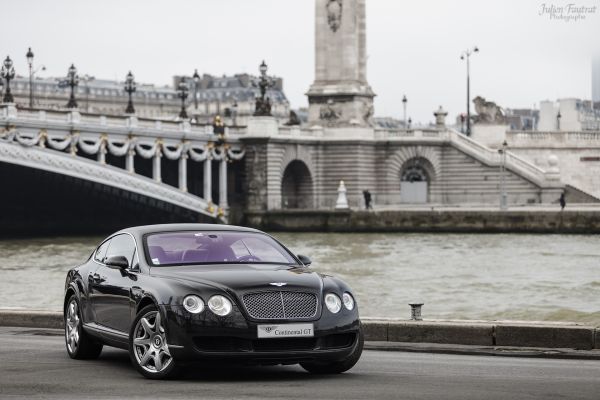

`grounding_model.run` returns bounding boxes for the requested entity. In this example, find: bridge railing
[507,130,600,148]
